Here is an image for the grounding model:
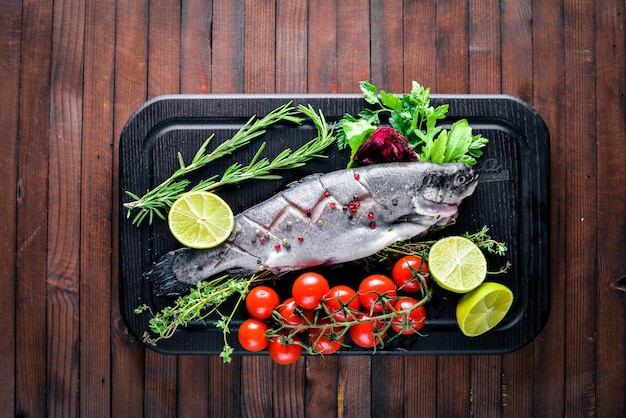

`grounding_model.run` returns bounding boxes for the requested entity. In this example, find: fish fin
[143,248,196,296]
